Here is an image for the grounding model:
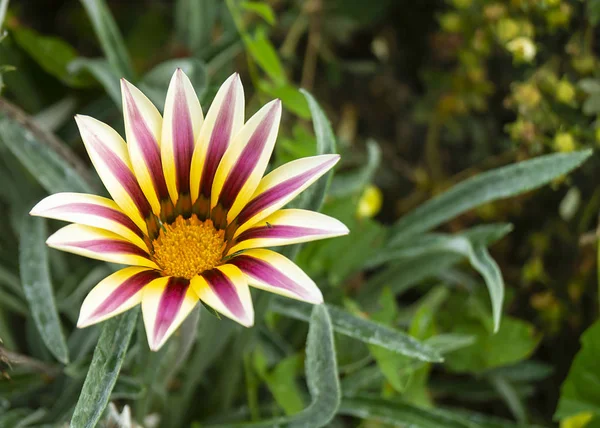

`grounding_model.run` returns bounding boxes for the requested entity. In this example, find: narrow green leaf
[299,89,337,212]
[271,297,442,363]
[488,375,528,424]
[69,58,121,107]
[389,150,592,244]
[367,225,511,332]
[19,216,69,364]
[212,305,340,427]
[80,0,135,79]
[11,26,94,87]
[329,140,381,197]
[241,1,276,25]
[281,90,338,260]
[71,310,137,428]
[0,99,95,194]
[339,395,534,428]
[175,0,217,53]
[245,27,285,83]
